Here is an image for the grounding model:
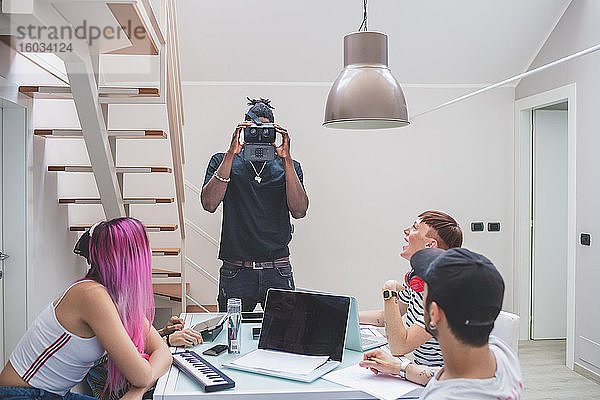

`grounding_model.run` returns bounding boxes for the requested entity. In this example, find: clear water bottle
[227,298,242,354]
